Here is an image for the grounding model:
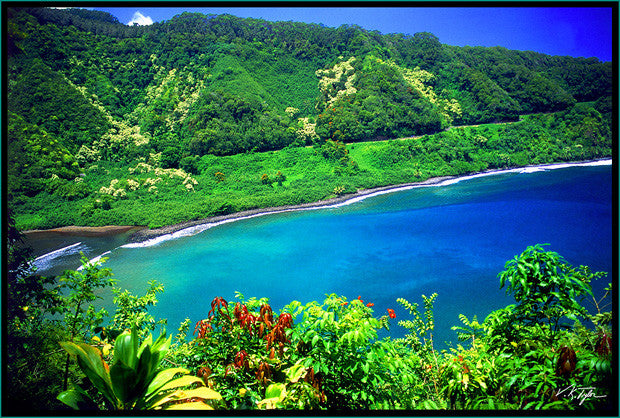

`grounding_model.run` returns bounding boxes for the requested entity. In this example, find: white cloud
[128,11,153,26]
